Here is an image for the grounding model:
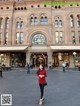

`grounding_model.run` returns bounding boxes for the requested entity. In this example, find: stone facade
[0,0,80,68]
